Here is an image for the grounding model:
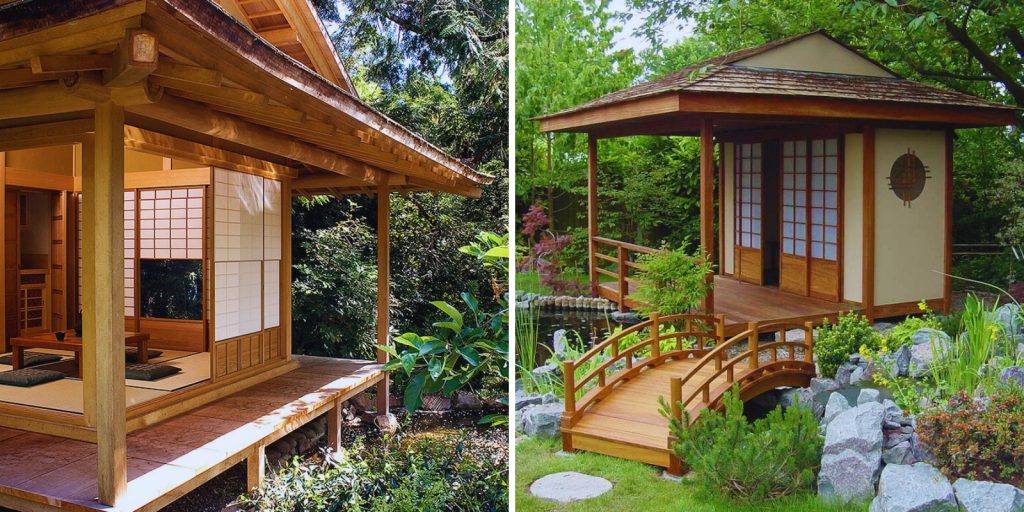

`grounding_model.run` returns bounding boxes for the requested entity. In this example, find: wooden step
[565,428,674,468]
